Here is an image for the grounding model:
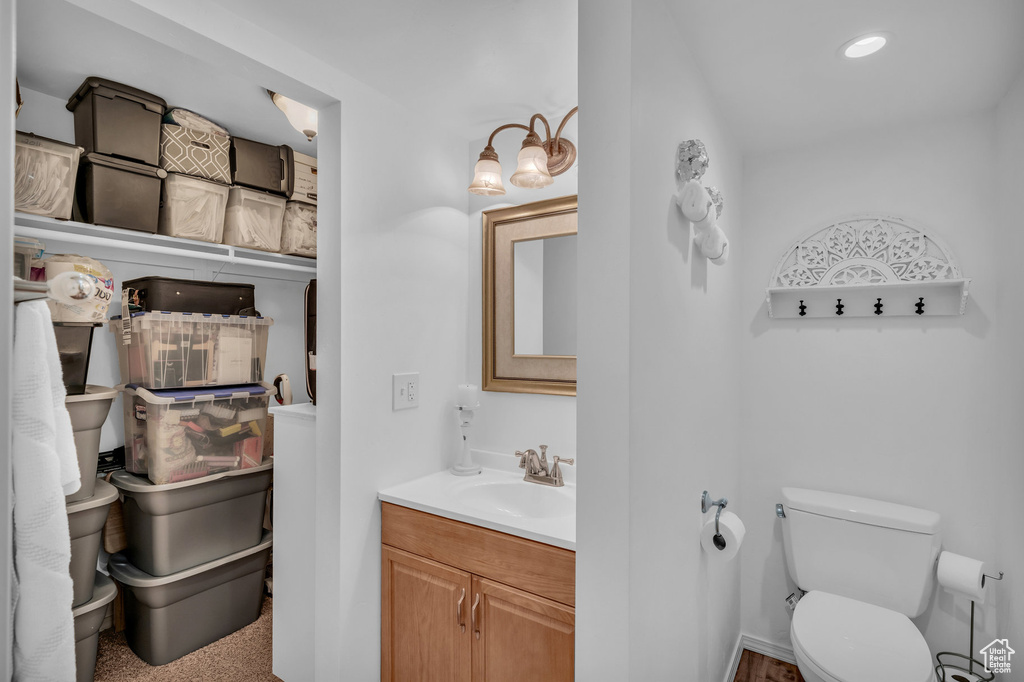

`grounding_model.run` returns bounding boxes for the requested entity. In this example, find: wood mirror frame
[482,195,577,396]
